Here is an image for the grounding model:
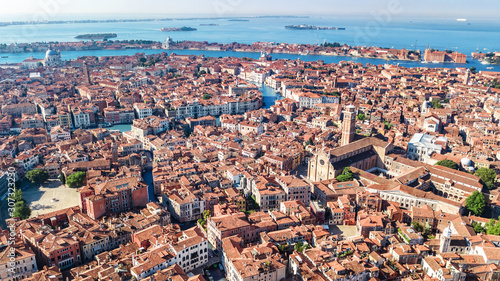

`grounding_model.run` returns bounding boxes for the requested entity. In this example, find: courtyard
[329,225,358,239]
[23,179,81,217]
